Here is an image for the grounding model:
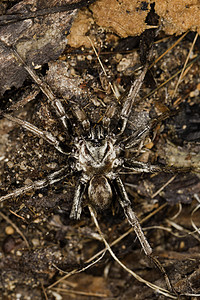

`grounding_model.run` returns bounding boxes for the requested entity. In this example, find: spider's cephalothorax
[72,125,121,216]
